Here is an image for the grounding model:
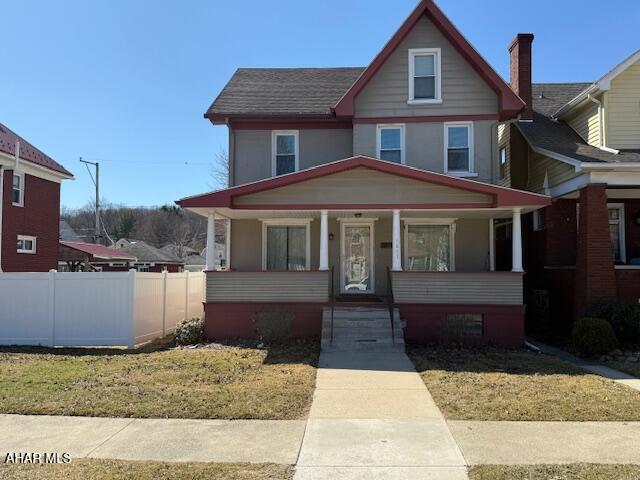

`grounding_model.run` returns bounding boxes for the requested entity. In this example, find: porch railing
[329,266,335,343]
[386,267,395,342]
